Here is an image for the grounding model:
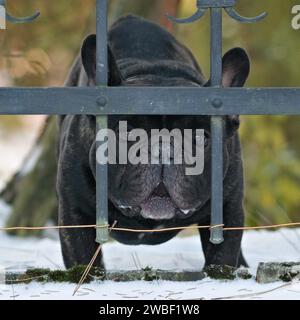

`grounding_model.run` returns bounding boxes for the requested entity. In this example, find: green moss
[7,266,250,284]
[48,270,68,282]
[22,268,51,283]
[204,265,252,281]
[279,270,299,282]
[26,268,51,277]
[142,267,159,281]
[237,270,253,280]
[204,265,236,280]
[67,265,90,283]
[279,274,293,282]
[21,266,106,284]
